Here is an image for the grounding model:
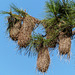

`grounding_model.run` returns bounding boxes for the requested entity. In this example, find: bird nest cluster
[41,19,72,58]
[8,15,40,48]
[1,0,75,73]
[2,4,40,48]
